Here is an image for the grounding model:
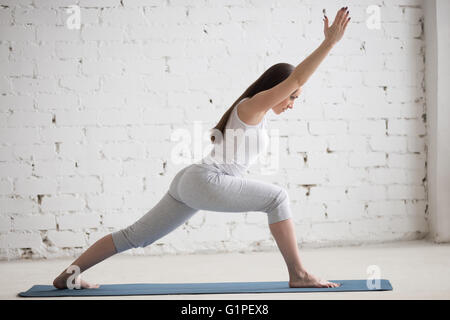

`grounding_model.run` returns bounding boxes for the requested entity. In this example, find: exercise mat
[18,279,393,297]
